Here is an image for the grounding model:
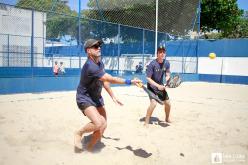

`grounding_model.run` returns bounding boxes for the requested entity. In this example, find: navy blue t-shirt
[146,59,170,91]
[76,58,105,107]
